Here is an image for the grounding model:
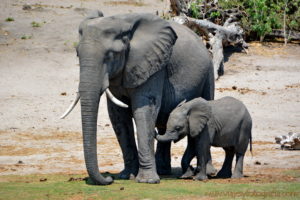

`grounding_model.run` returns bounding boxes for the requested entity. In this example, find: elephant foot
[118,168,138,180]
[136,168,160,184]
[118,161,139,180]
[216,170,232,179]
[194,173,208,181]
[180,165,194,179]
[231,172,243,179]
[206,163,217,176]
